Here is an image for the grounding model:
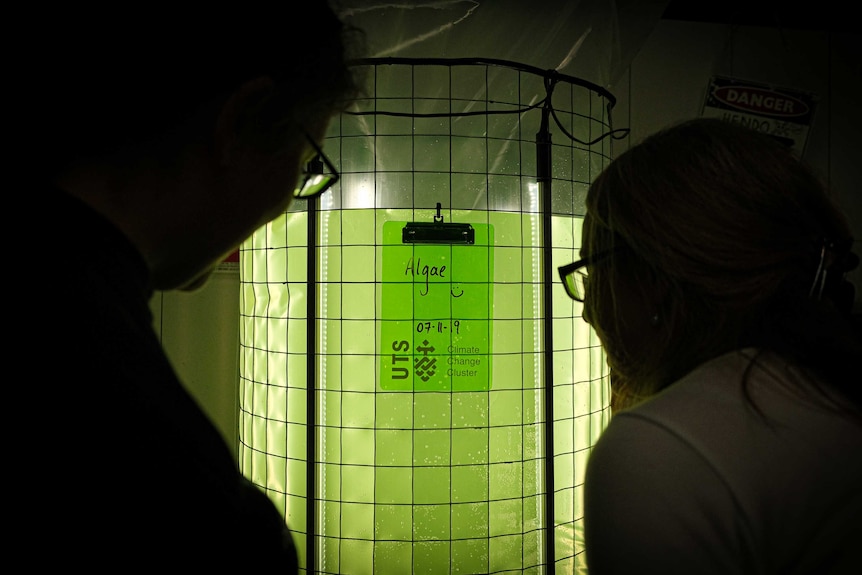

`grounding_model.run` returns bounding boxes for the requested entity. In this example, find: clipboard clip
[402,203,475,245]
